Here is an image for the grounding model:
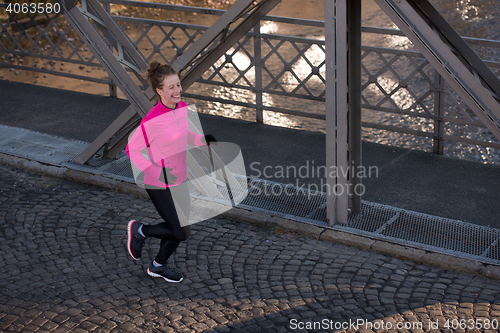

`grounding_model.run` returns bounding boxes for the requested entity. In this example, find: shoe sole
[147,268,183,283]
[127,220,140,260]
